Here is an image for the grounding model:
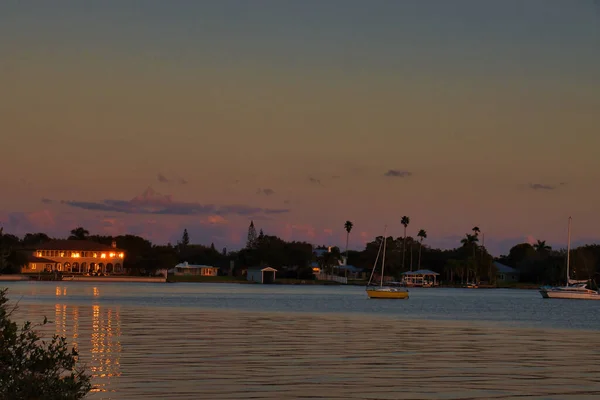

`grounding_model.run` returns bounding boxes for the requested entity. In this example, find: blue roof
[494,262,520,274]
[338,265,362,273]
